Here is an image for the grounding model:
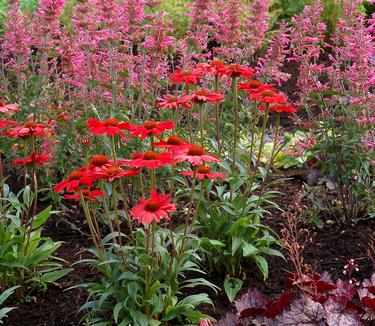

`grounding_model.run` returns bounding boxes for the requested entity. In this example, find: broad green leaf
[253,255,269,280]
[224,278,243,303]
[32,205,52,229]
